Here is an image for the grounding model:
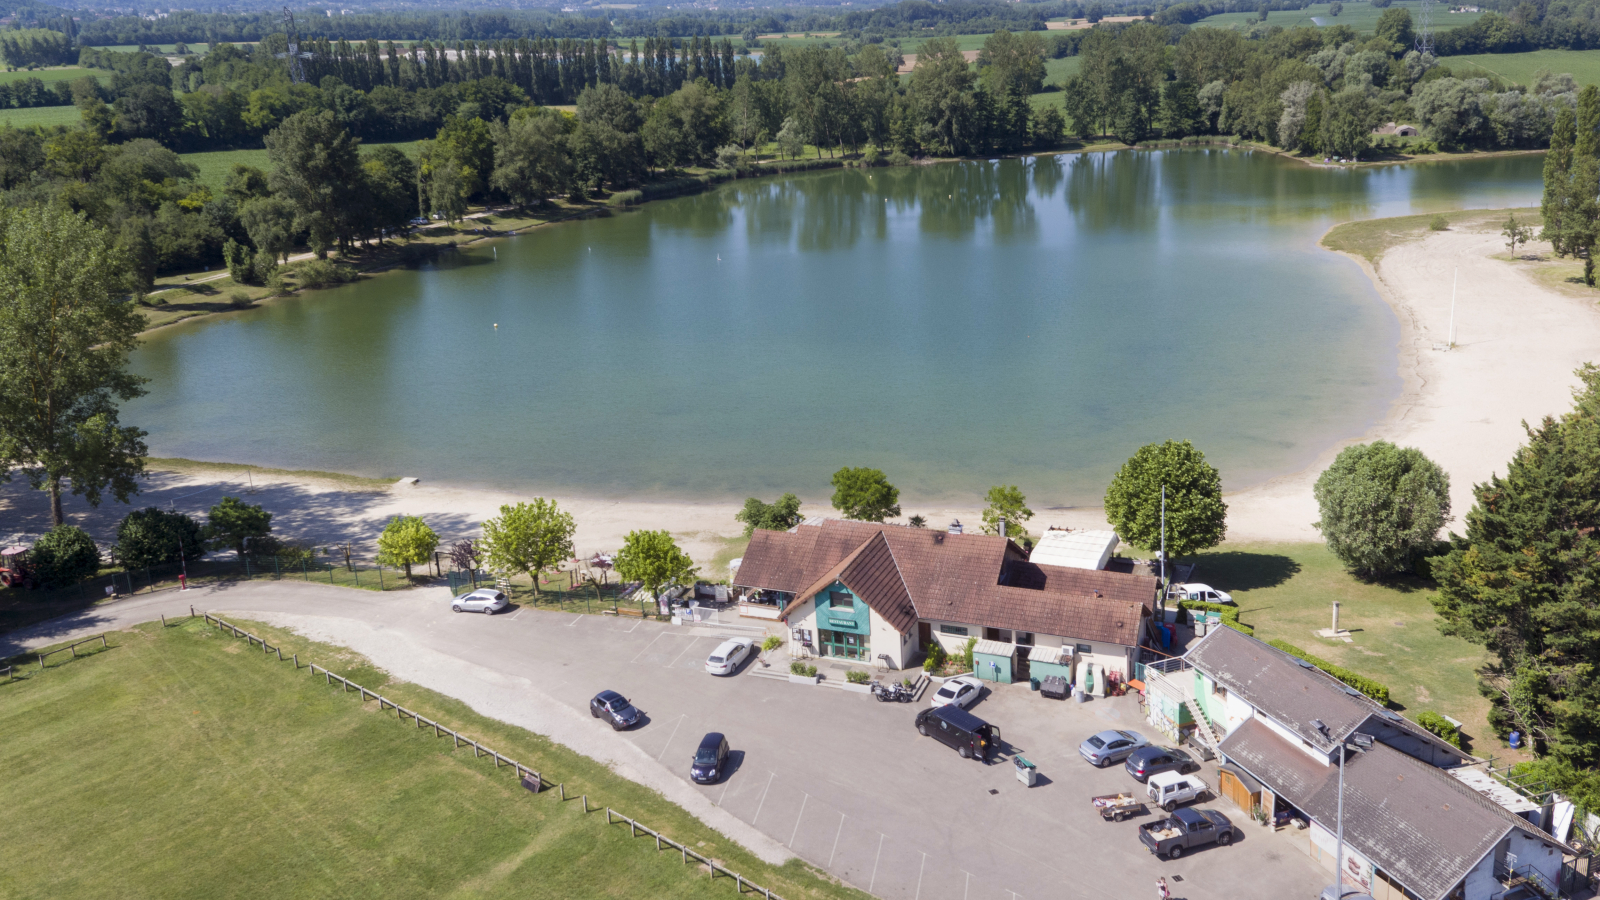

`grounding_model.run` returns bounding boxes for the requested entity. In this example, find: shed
[1029,529,1119,570]
[1027,644,1074,683]
[972,639,1017,683]
[1218,763,1263,813]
